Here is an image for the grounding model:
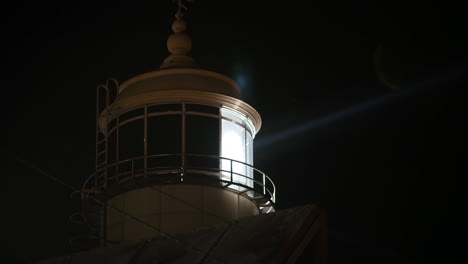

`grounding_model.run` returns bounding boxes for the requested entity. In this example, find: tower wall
[106,184,259,241]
